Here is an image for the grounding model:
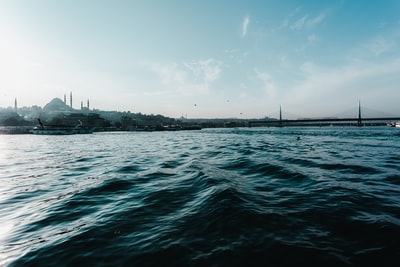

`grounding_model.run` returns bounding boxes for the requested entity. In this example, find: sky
[1,0,400,119]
